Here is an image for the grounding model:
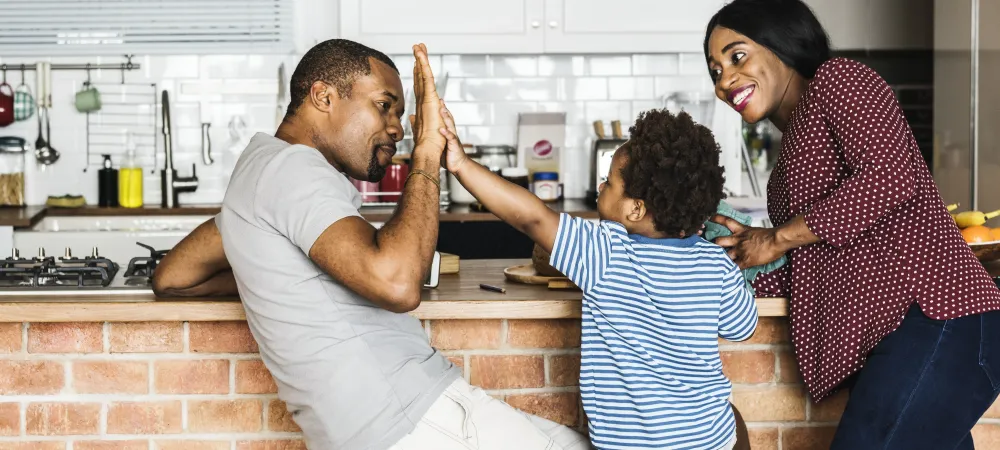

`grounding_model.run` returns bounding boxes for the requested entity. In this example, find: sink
[13,215,213,263]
